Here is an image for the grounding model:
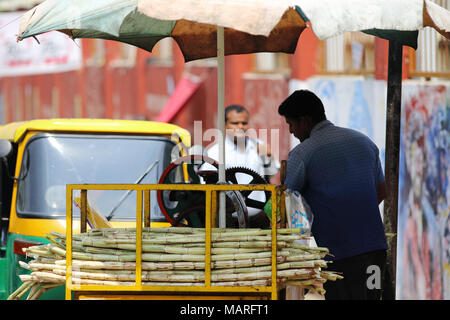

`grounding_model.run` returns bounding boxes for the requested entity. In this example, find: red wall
[374,37,410,80]
[290,27,319,80]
